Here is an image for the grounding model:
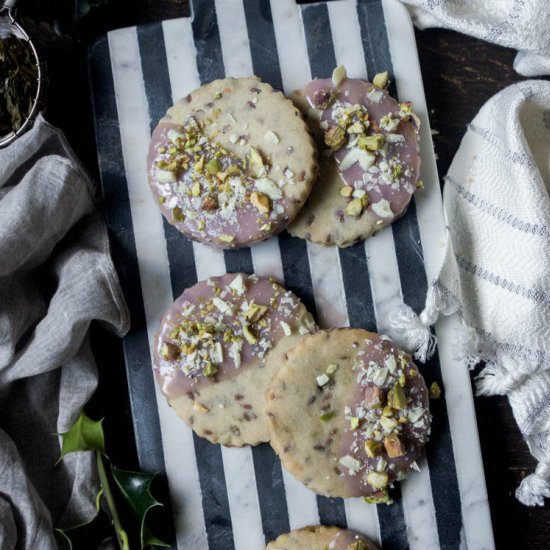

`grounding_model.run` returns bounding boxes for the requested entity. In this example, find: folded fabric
[0,114,129,549]
[401,0,550,76]
[389,80,550,506]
